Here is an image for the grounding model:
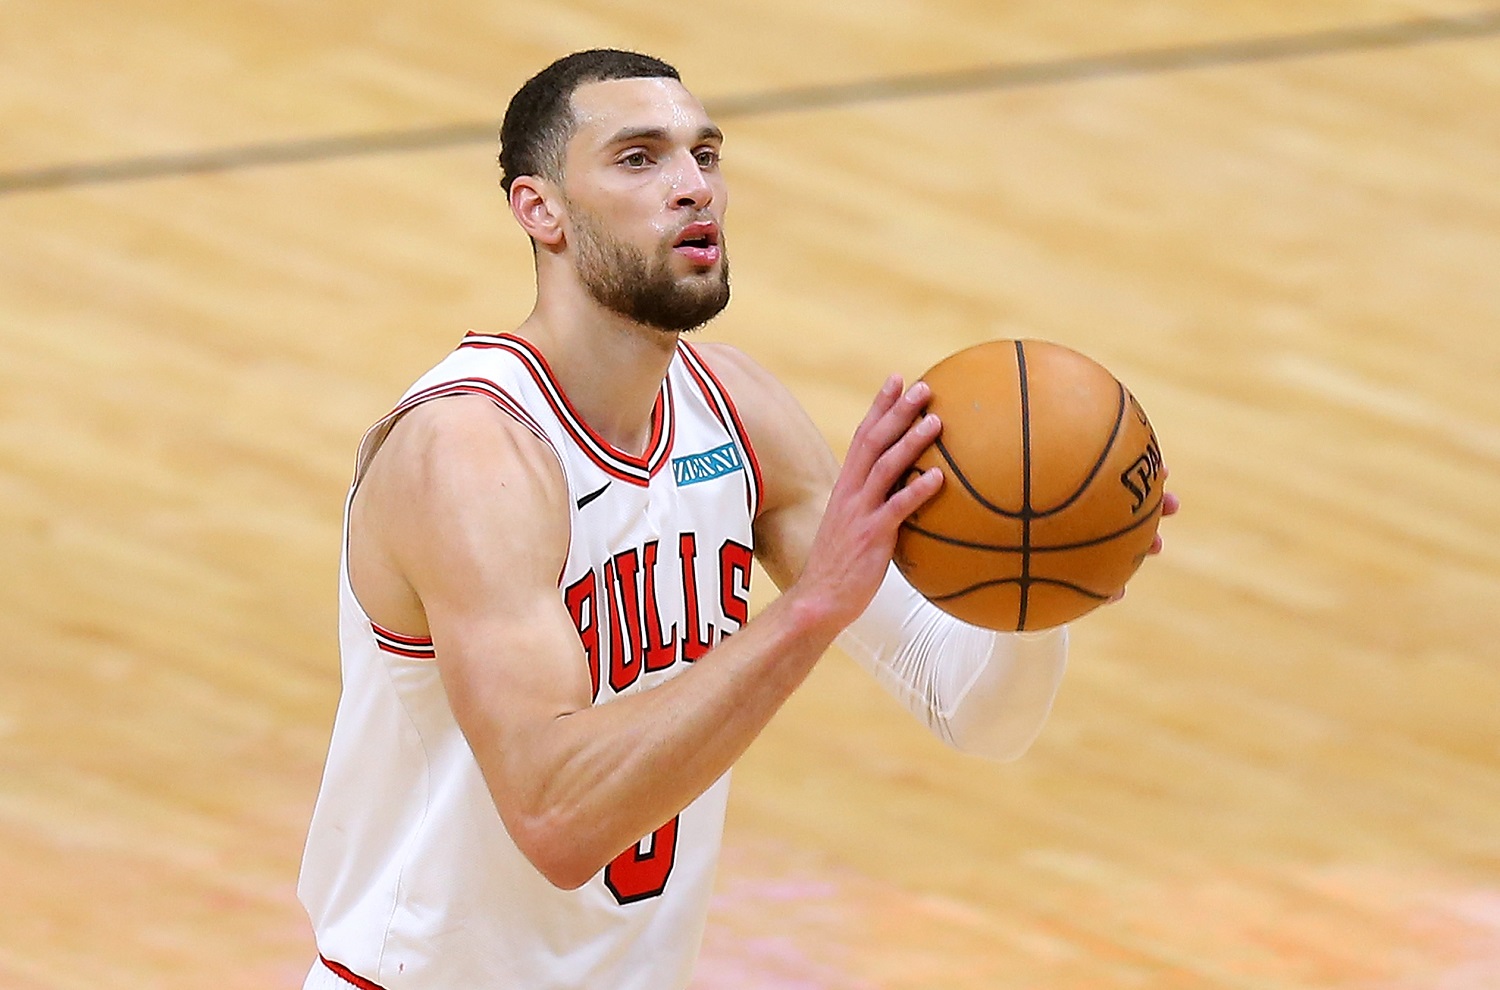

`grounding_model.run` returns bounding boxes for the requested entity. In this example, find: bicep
[373,398,593,757]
